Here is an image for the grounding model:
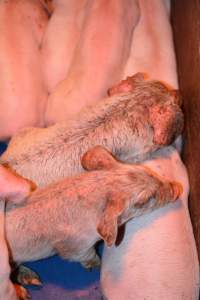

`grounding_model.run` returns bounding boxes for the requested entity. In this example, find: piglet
[5,146,182,278]
[1,74,184,187]
[0,165,34,300]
